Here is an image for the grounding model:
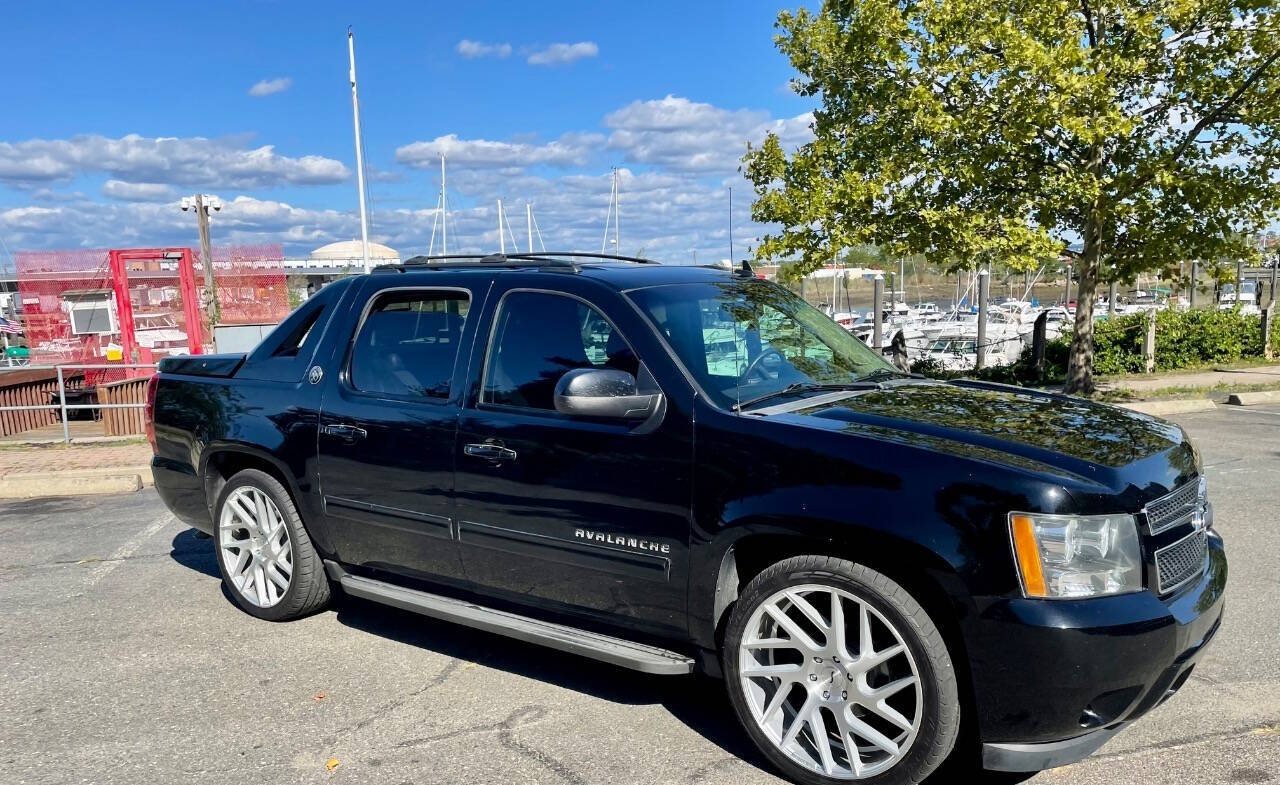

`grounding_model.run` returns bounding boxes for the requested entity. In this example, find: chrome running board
[324,561,694,675]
